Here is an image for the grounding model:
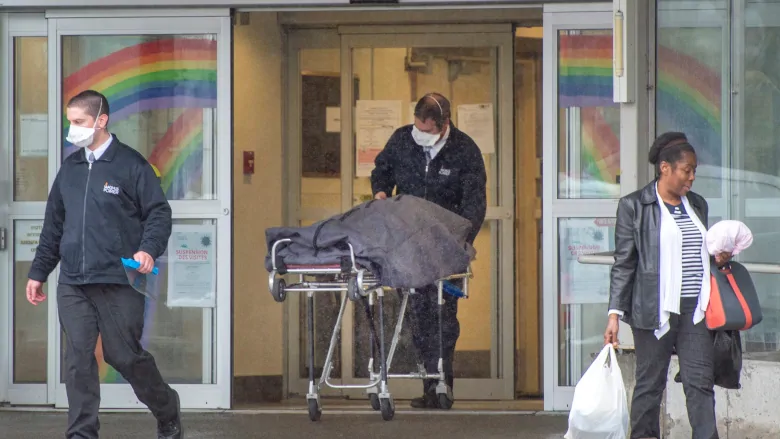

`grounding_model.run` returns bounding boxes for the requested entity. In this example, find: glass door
[2,12,51,406]
[286,25,516,401]
[541,5,638,411]
[47,10,233,409]
[285,29,347,395]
